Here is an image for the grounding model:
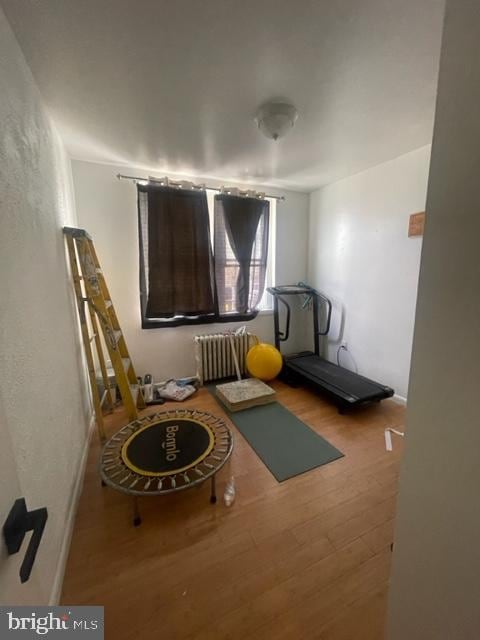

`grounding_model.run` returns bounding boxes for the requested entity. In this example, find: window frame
[140,191,276,329]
